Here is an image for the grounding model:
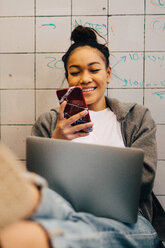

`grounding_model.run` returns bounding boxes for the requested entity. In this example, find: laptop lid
[26,136,144,224]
